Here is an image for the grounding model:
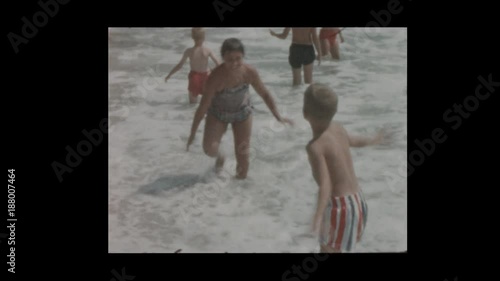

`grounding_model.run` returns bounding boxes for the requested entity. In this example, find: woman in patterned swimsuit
[187,38,293,179]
